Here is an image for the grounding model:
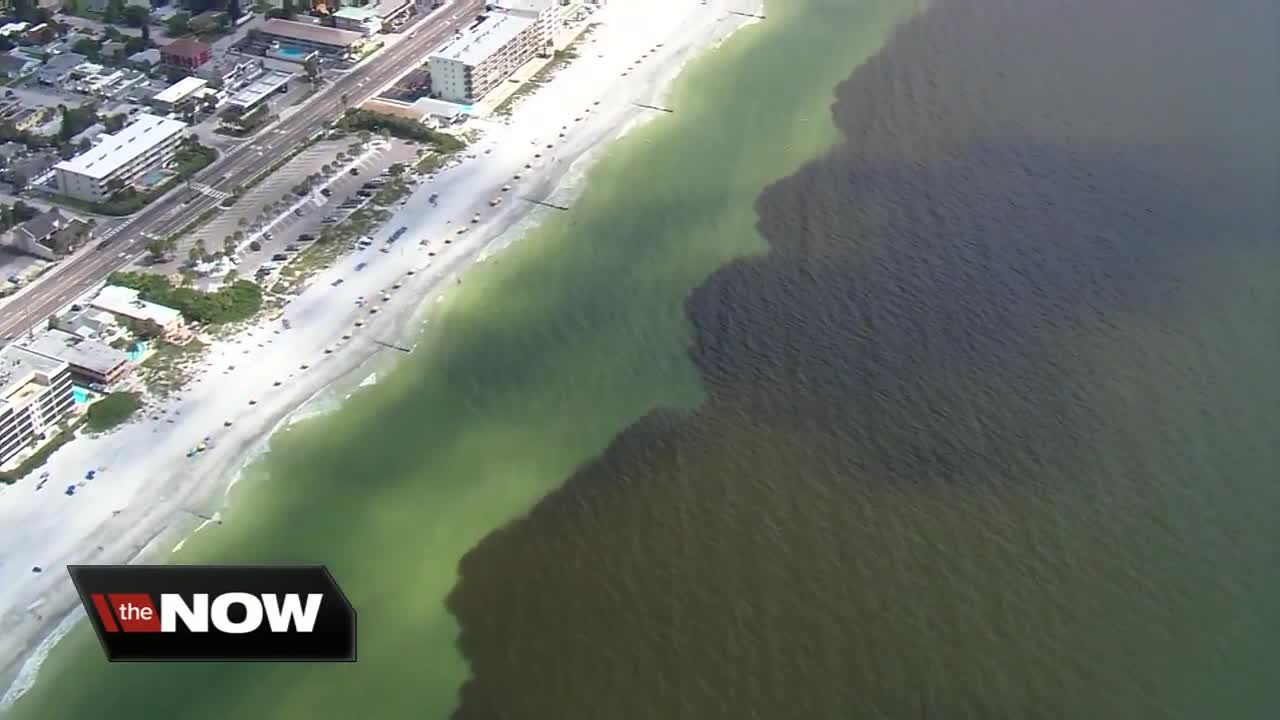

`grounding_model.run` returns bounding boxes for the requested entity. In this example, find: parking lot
[163,137,415,282]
